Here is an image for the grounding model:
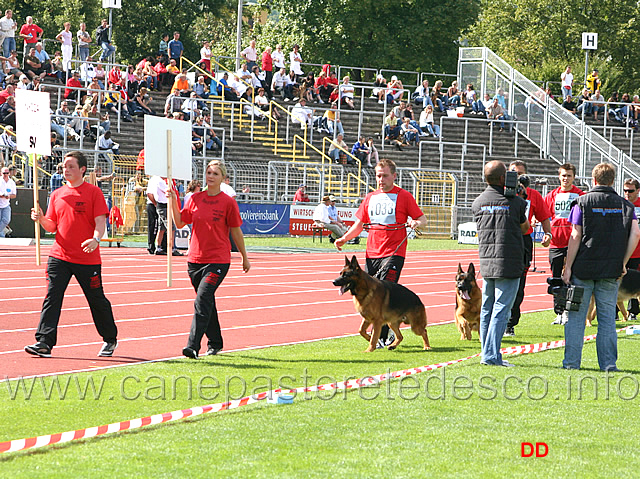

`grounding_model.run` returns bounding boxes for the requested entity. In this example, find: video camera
[547,278,584,315]
[504,171,530,199]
